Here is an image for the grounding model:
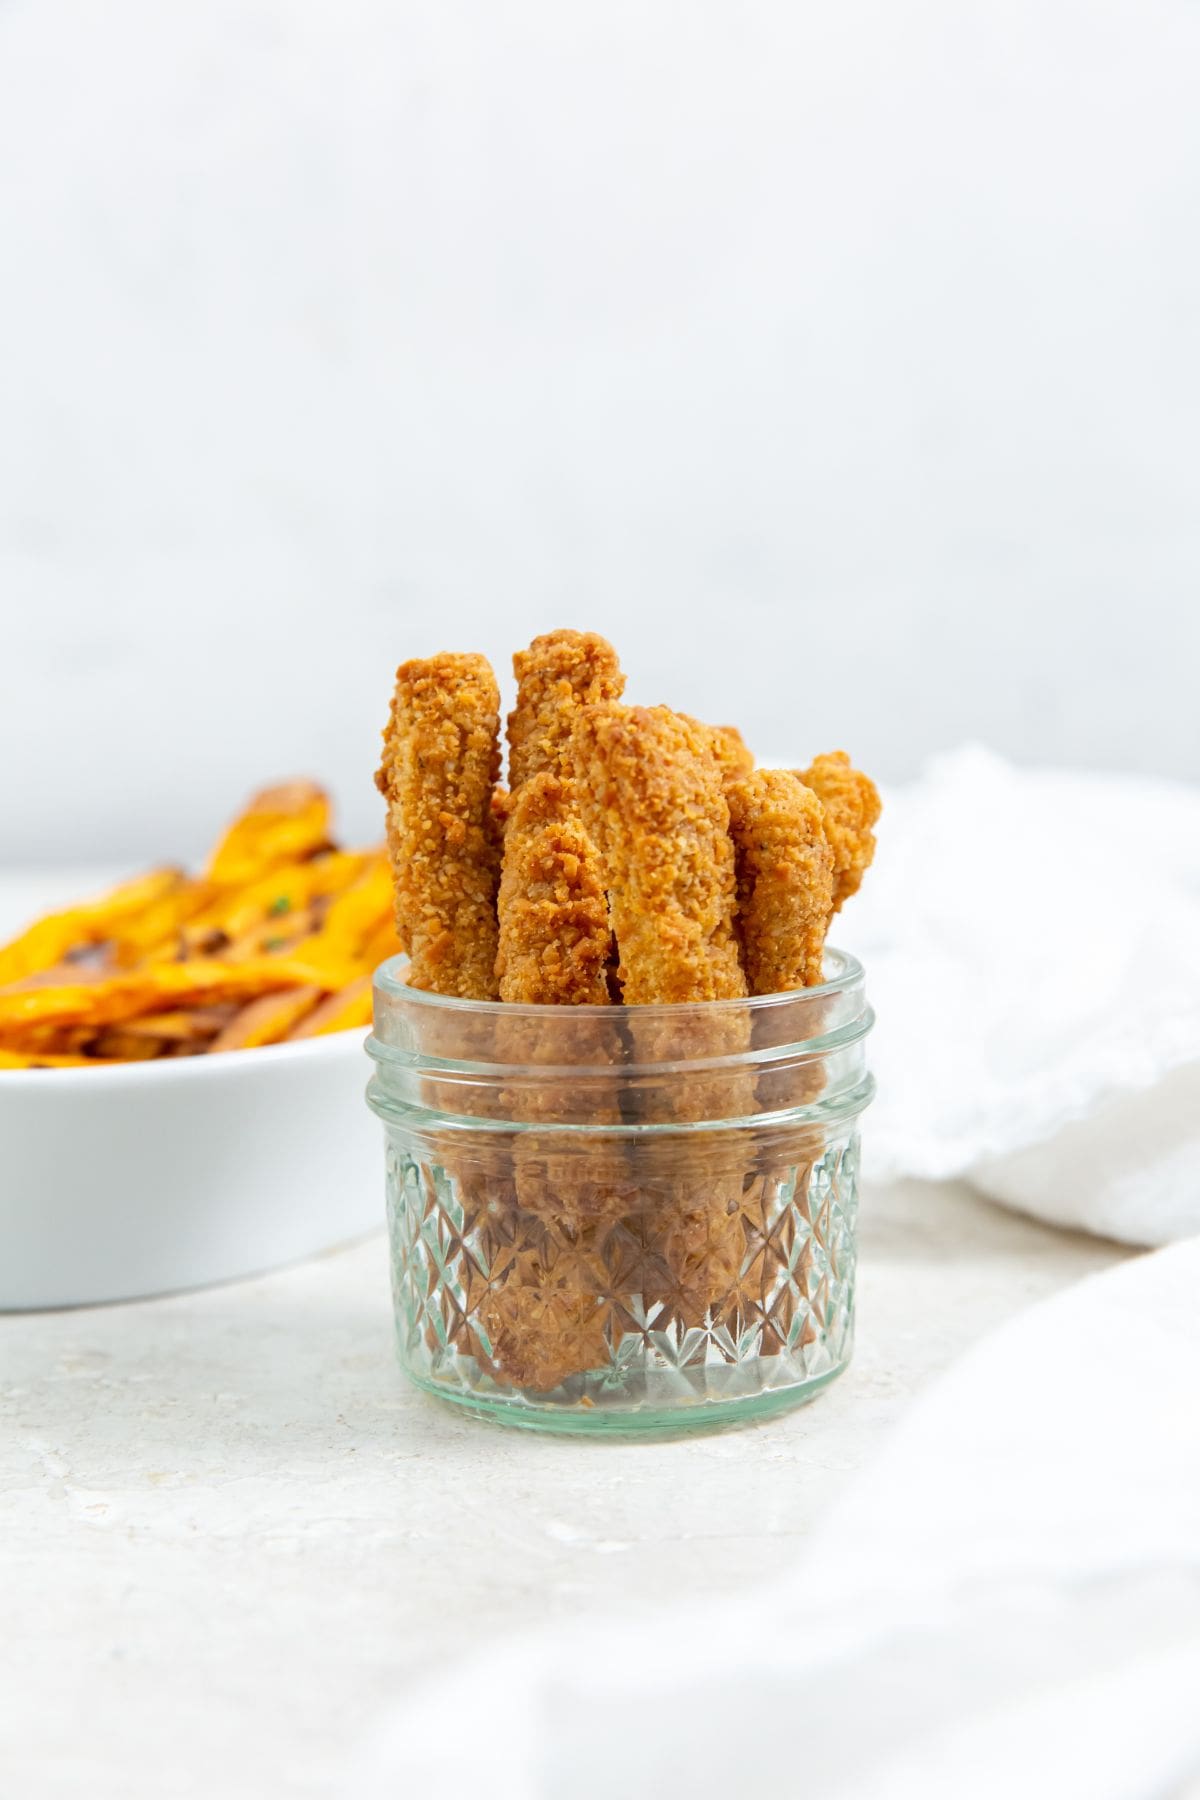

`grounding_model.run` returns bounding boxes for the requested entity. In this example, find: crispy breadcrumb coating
[799,750,881,912]
[507,630,625,790]
[490,786,512,839]
[495,773,611,1005]
[574,704,746,1004]
[477,1269,610,1392]
[727,770,835,992]
[688,720,755,785]
[376,653,502,998]
[569,707,751,1320]
[374,634,882,1390]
